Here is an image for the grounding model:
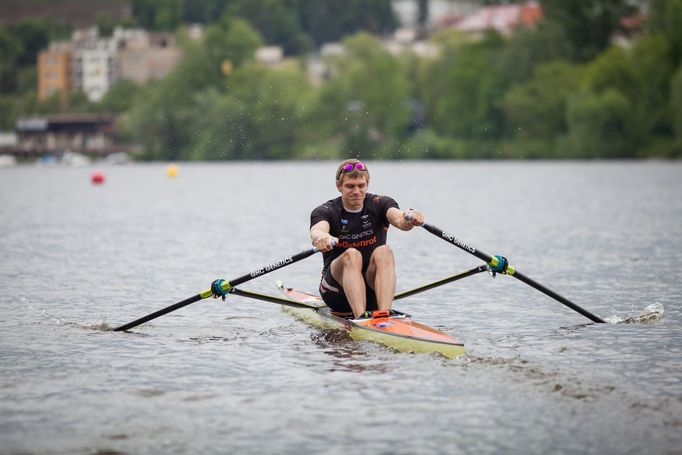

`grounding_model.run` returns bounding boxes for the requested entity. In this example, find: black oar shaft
[113,294,203,332]
[395,266,488,300]
[113,247,318,332]
[230,288,308,308]
[512,270,604,323]
[421,223,605,323]
[231,266,489,308]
